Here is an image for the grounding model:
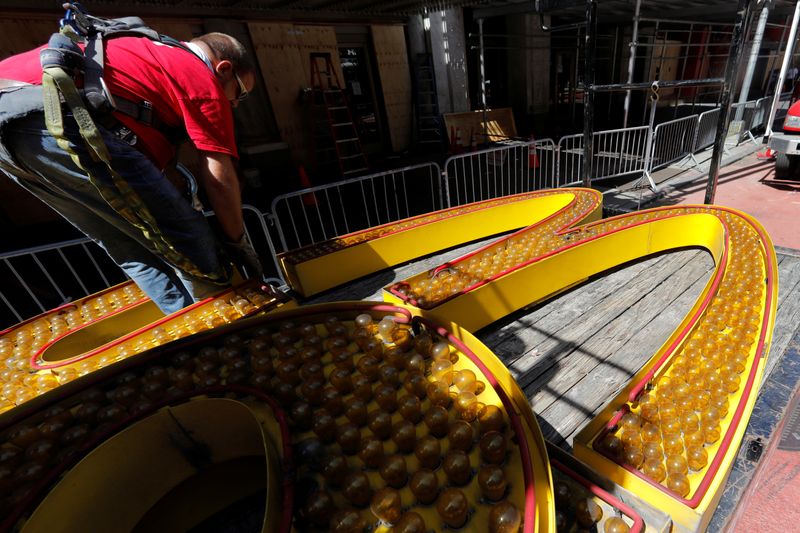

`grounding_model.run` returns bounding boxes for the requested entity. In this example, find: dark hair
[191,32,253,75]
